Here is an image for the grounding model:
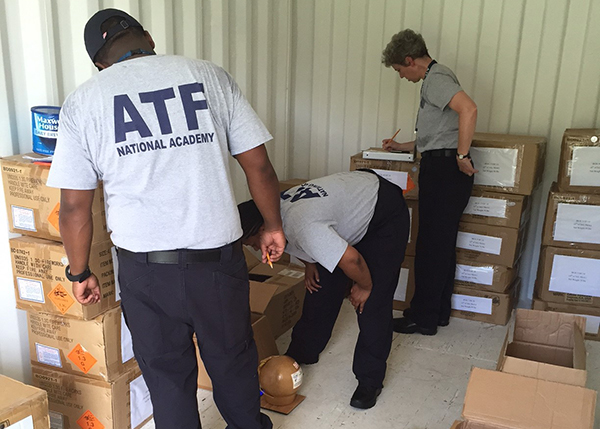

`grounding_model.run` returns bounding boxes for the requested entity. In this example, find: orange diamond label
[68,344,97,374]
[47,202,60,233]
[48,283,75,314]
[77,410,104,429]
[403,175,416,195]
